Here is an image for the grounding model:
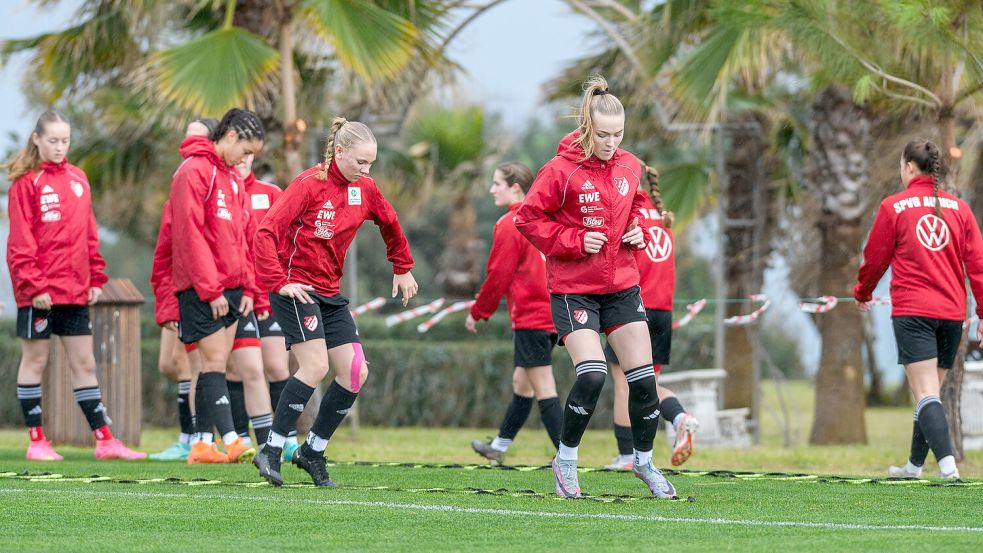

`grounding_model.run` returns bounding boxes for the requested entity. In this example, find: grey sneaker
[888,463,922,478]
[471,439,506,465]
[552,456,581,498]
[633,460,677,499]
[941,468,961,481]
[603,454,634,470]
